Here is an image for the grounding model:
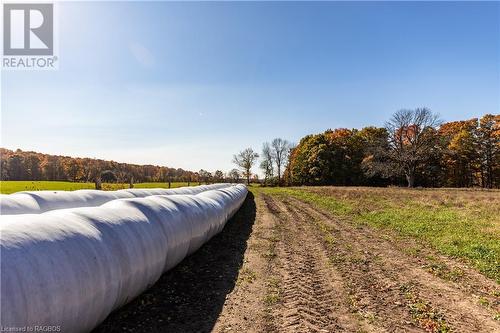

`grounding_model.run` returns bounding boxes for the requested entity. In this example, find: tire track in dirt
[262,194,378,333]
[212,192,272,333]
[284,195,500,333]
[280,230,337,331]
[304,188,500,307]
